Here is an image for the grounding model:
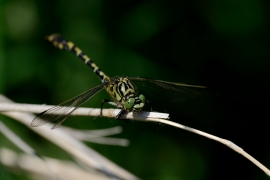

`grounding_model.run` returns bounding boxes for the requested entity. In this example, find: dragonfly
[30,34,207,129]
